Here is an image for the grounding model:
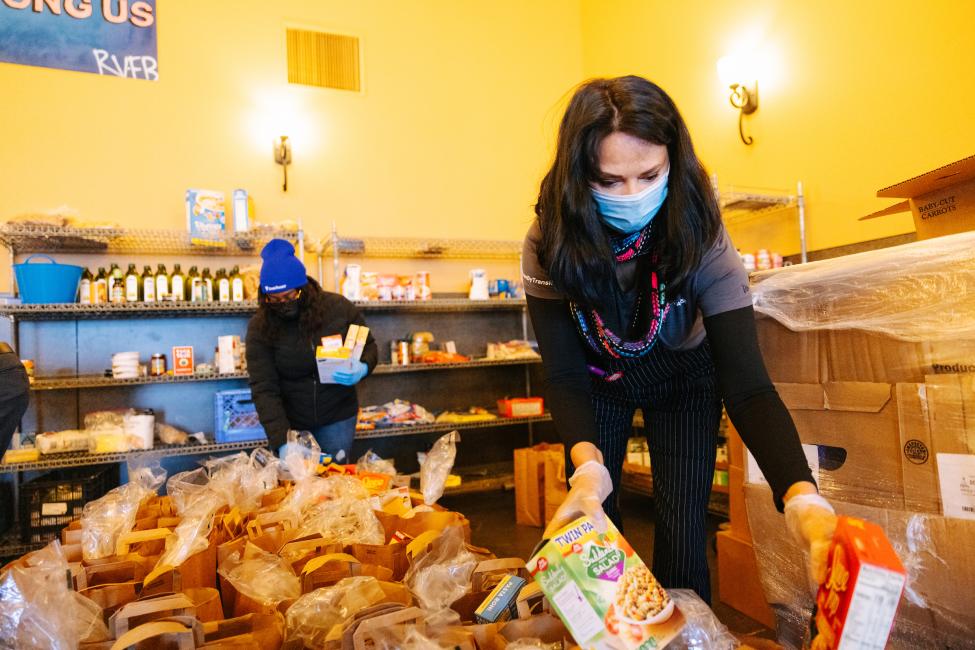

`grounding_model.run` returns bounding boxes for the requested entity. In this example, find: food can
[150,353,167,377]
[756,248,772,271]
